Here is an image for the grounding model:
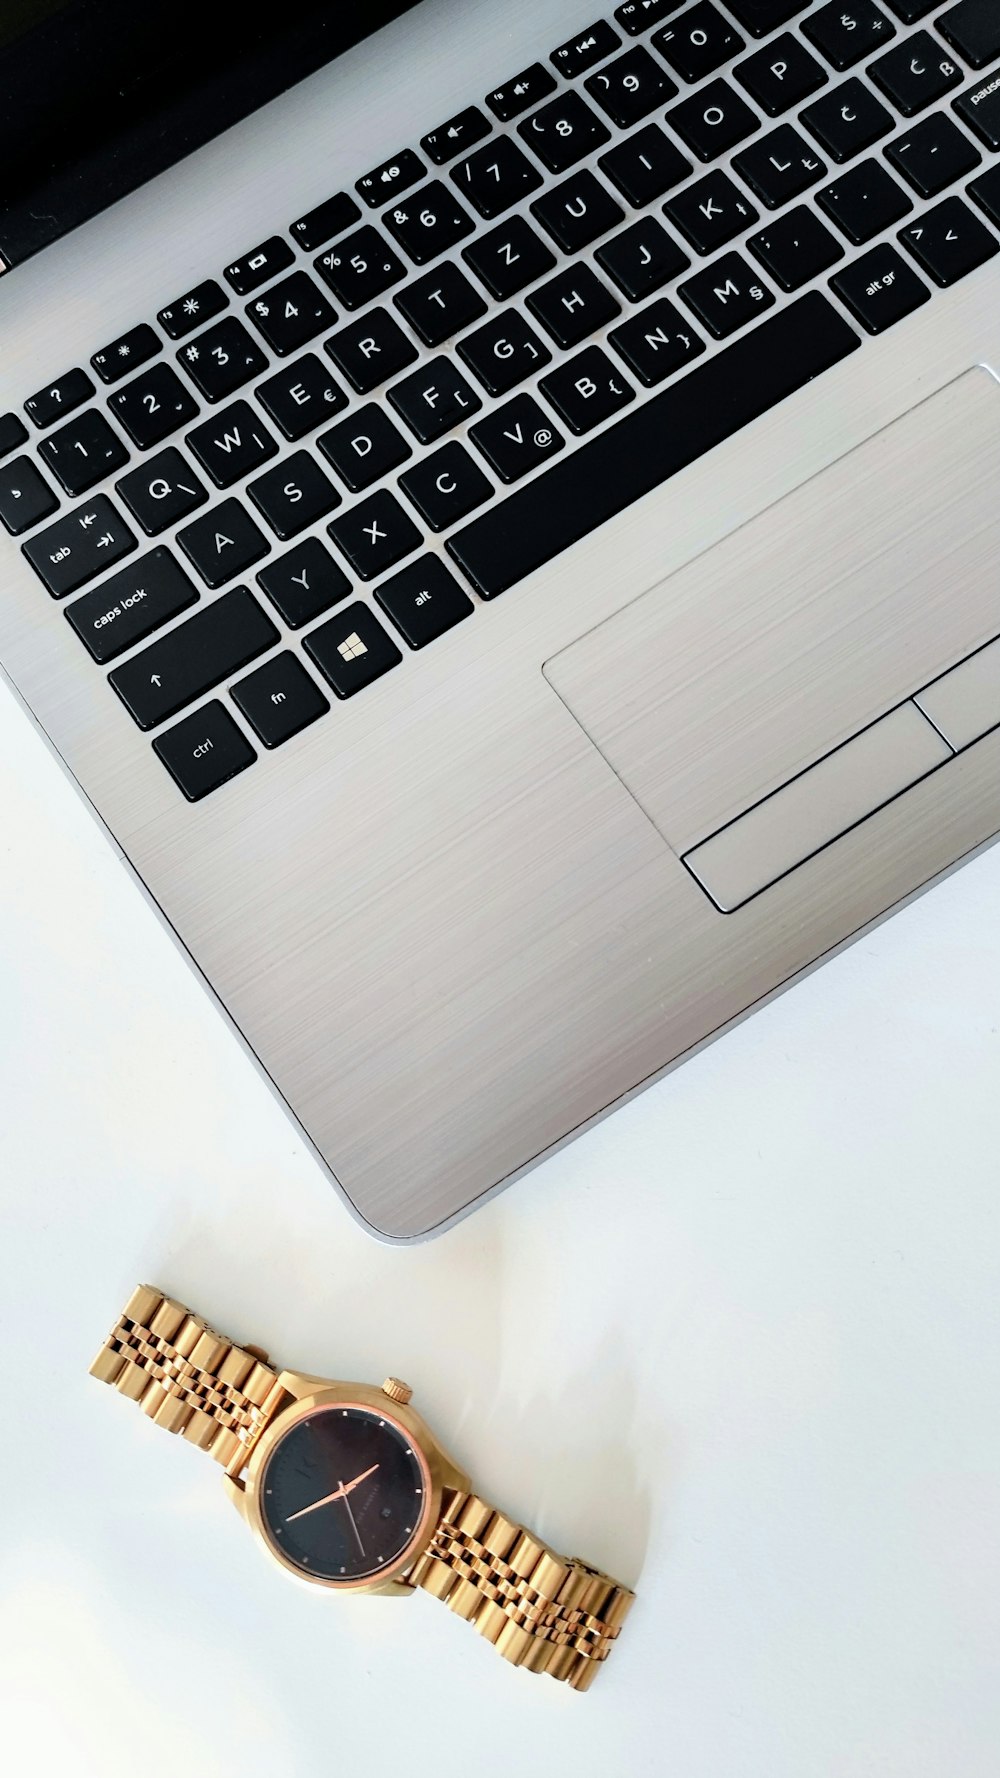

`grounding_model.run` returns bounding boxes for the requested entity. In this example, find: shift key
[65,547,198,663]
[109,586,279,729]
